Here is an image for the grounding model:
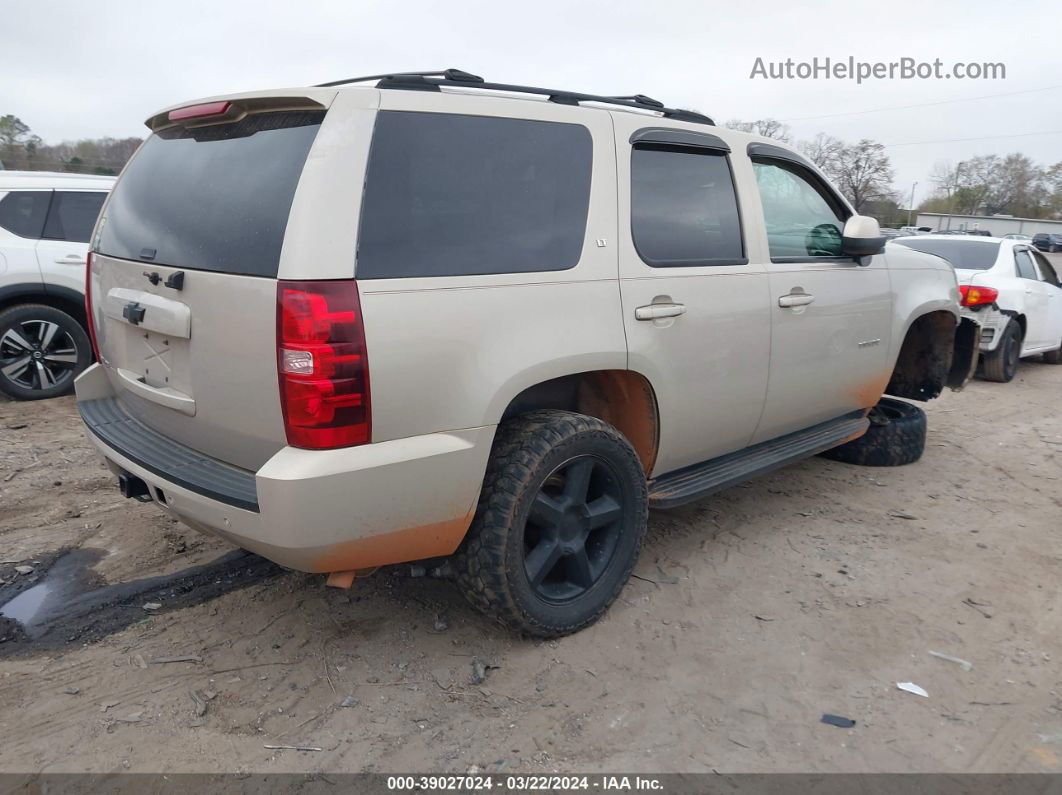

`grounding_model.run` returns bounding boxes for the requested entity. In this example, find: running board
[648,412,869,509]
